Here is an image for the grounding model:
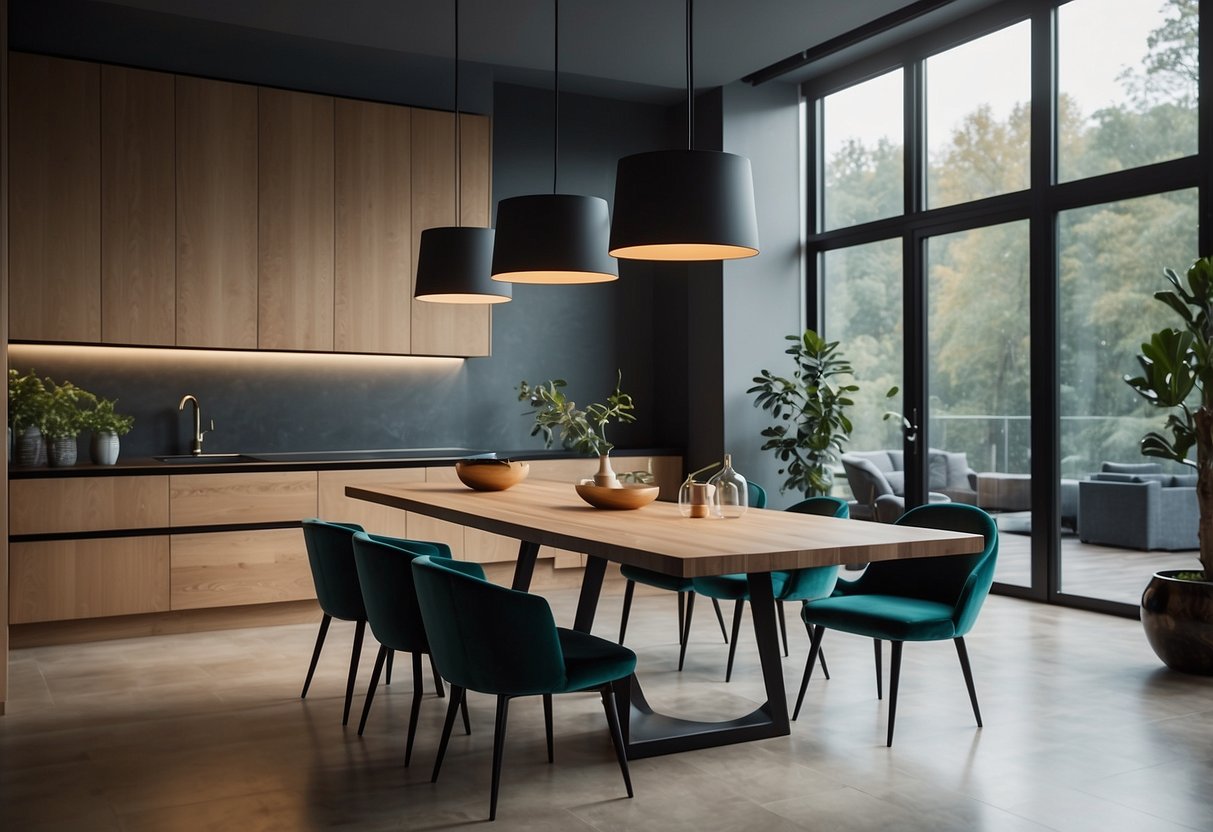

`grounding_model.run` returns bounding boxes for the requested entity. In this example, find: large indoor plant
[749,330,859,497]
[1124,257,1213,674]
[518,371,635,487]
